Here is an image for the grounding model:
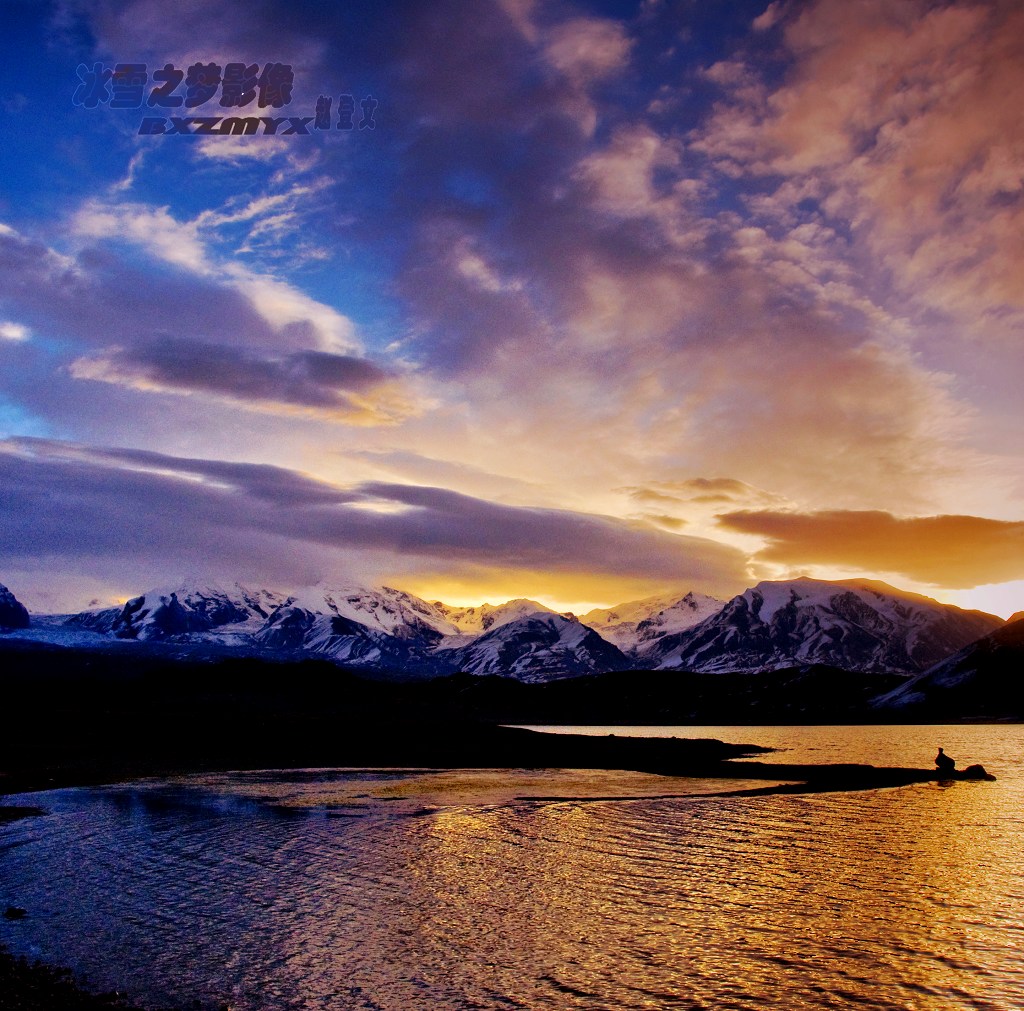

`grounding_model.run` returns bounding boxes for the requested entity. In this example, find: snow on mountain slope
[33,576,1004,684]
[581,592,687,629]
[0,582,30,629]
[276,585,460,641]
[581,591,724,654]
[580,592,684,648]
[434,611,630,682]
[64,581,287,641]
[652,578,1003,674]
[430,598,558,634]
[253,607,449,674]
[871,614,1024,716]
[245,586,454,675]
